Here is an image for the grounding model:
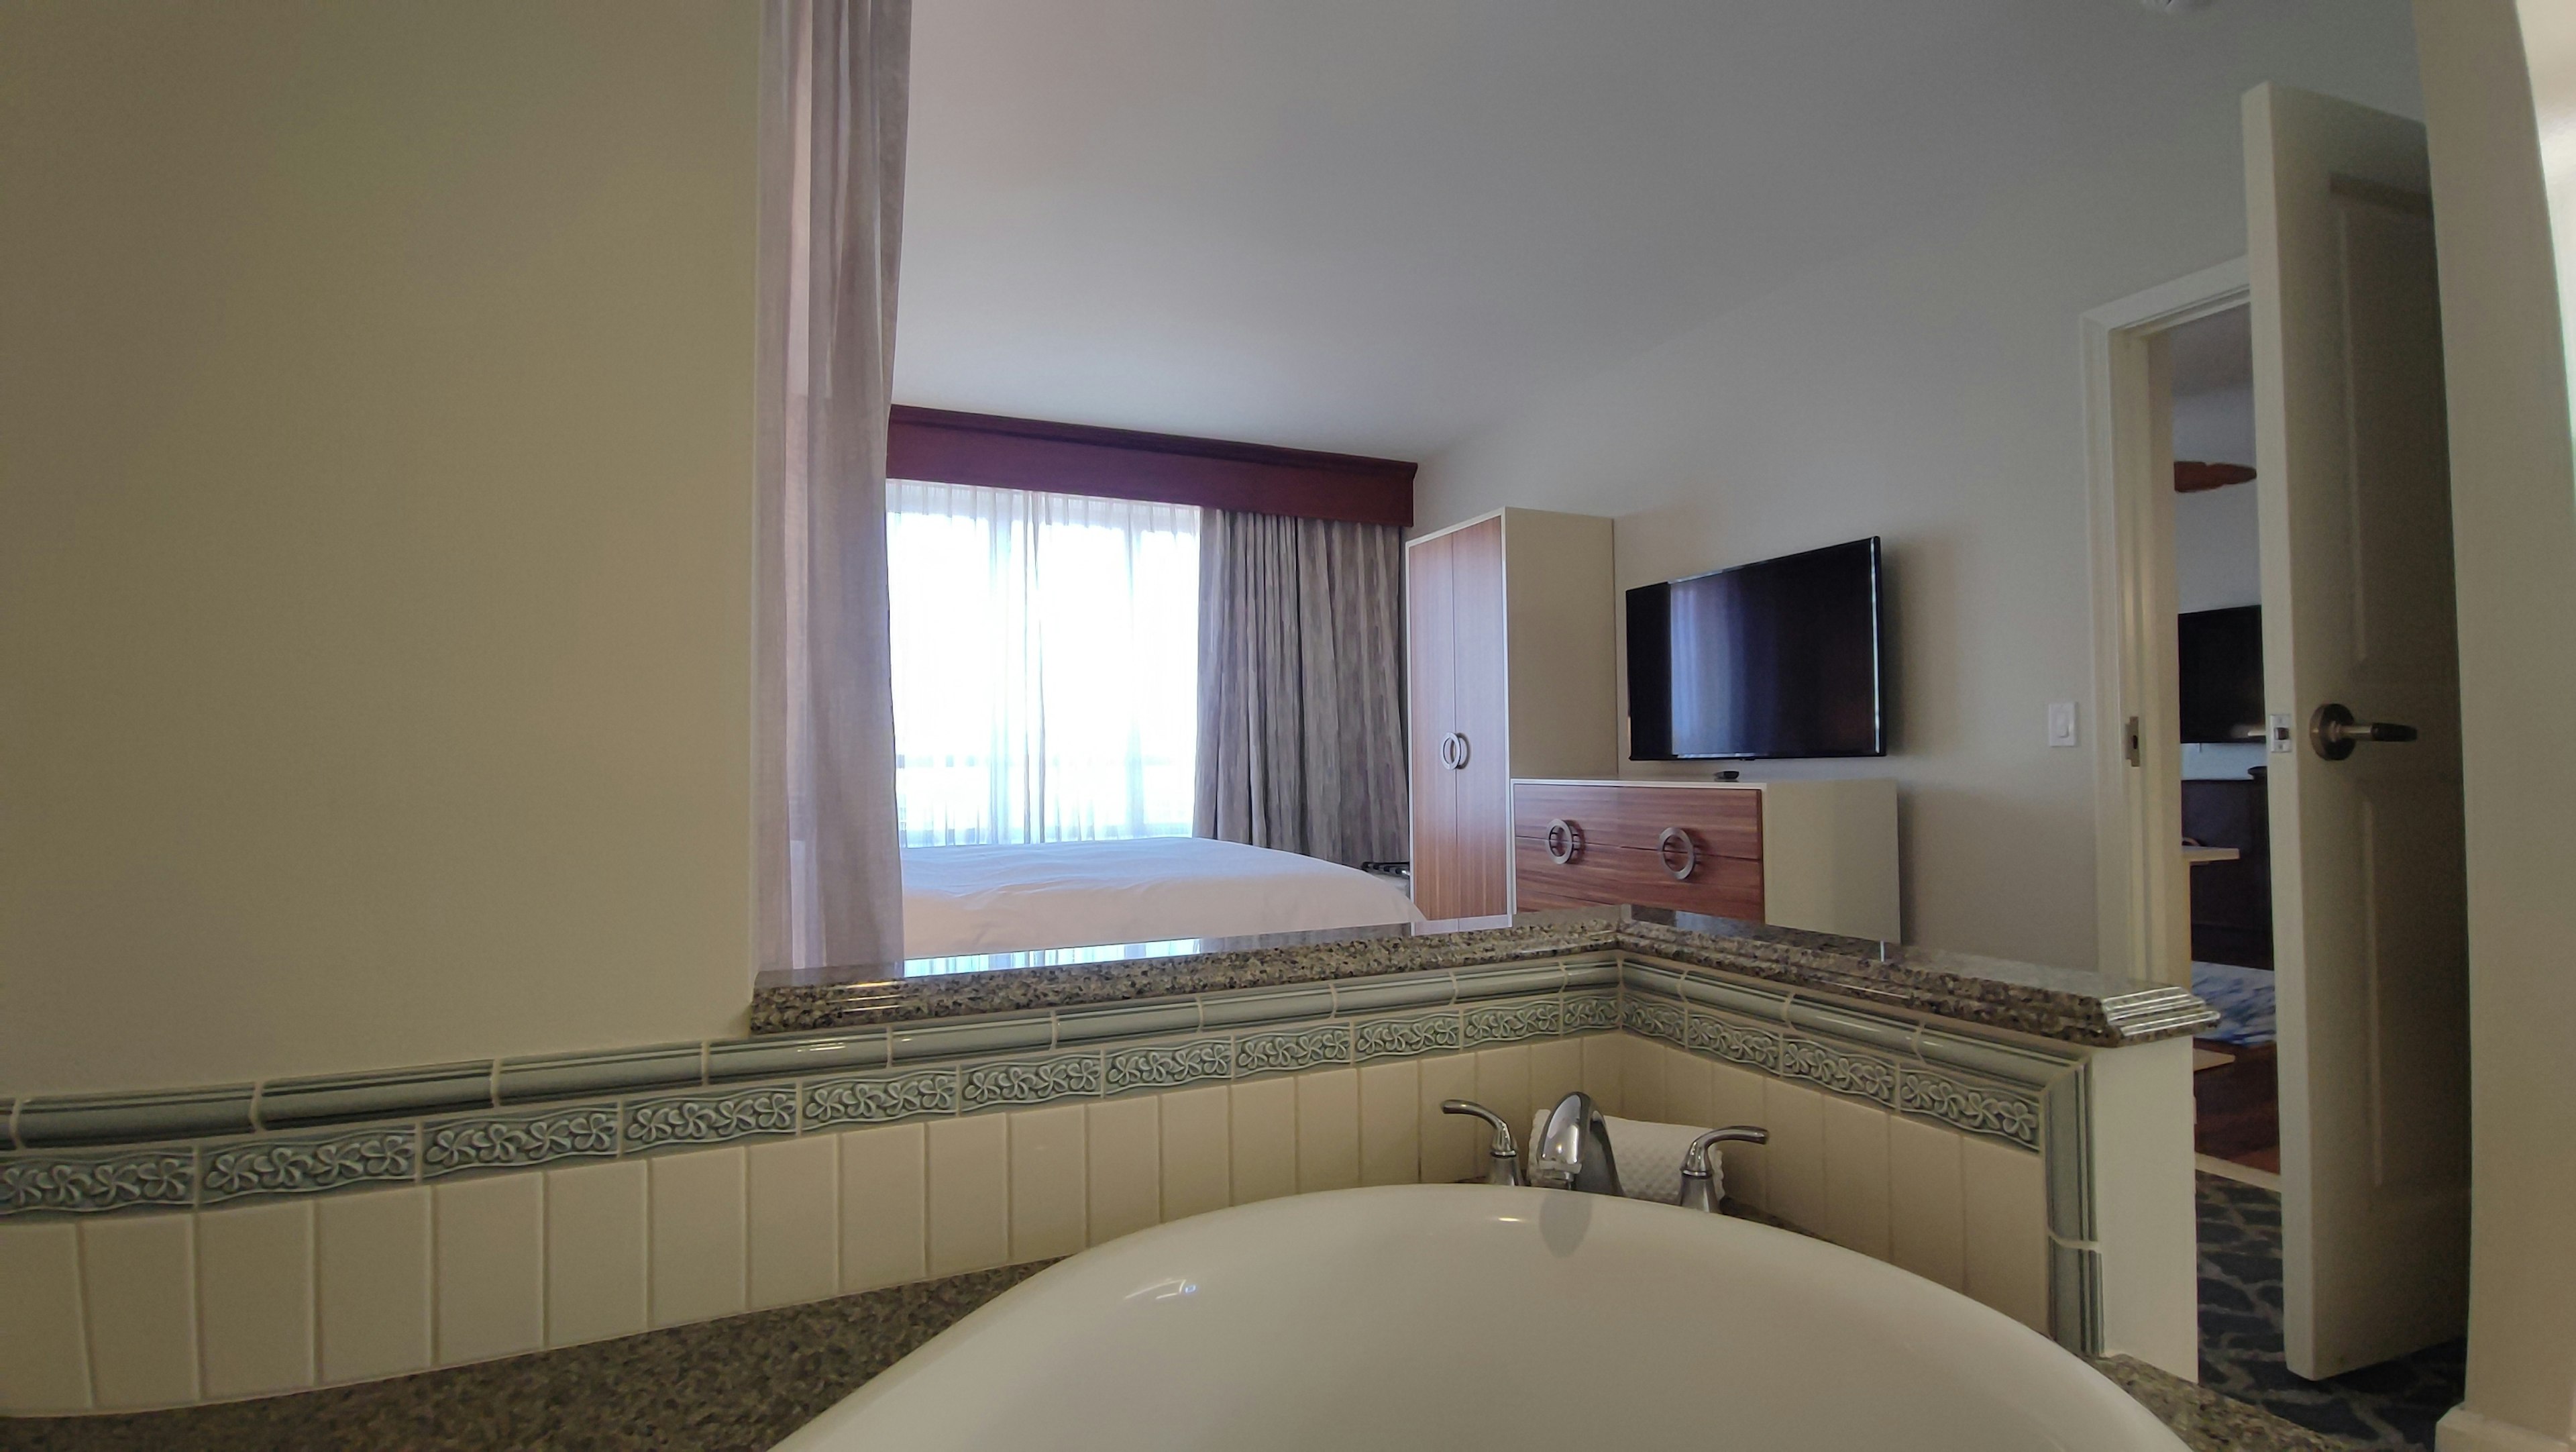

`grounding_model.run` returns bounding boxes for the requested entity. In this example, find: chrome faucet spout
[1532,1092,1622,1197]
